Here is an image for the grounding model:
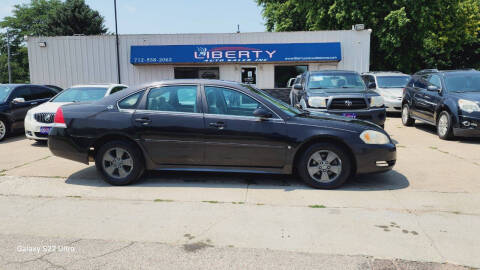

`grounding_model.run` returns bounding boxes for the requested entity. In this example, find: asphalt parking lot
[1,116,479,269]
